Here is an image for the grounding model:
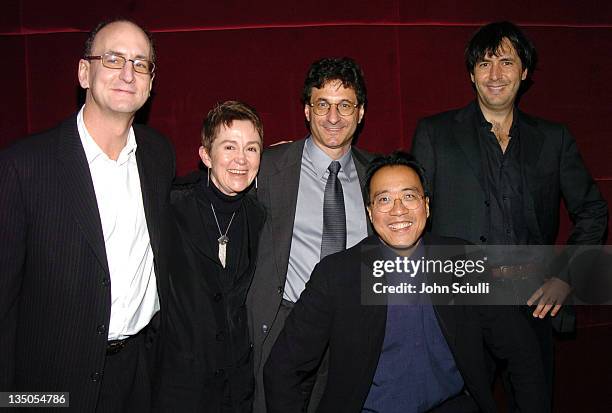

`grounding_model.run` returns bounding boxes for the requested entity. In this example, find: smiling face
[304,80,365,160]
[78,21,154,119]
[367,165,429,250]
[199,120,262,196]
[470,38,528,114]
